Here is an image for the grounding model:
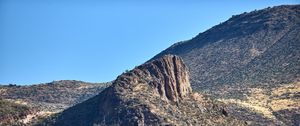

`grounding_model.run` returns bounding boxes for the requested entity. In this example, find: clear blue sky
[0,0,299,85]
